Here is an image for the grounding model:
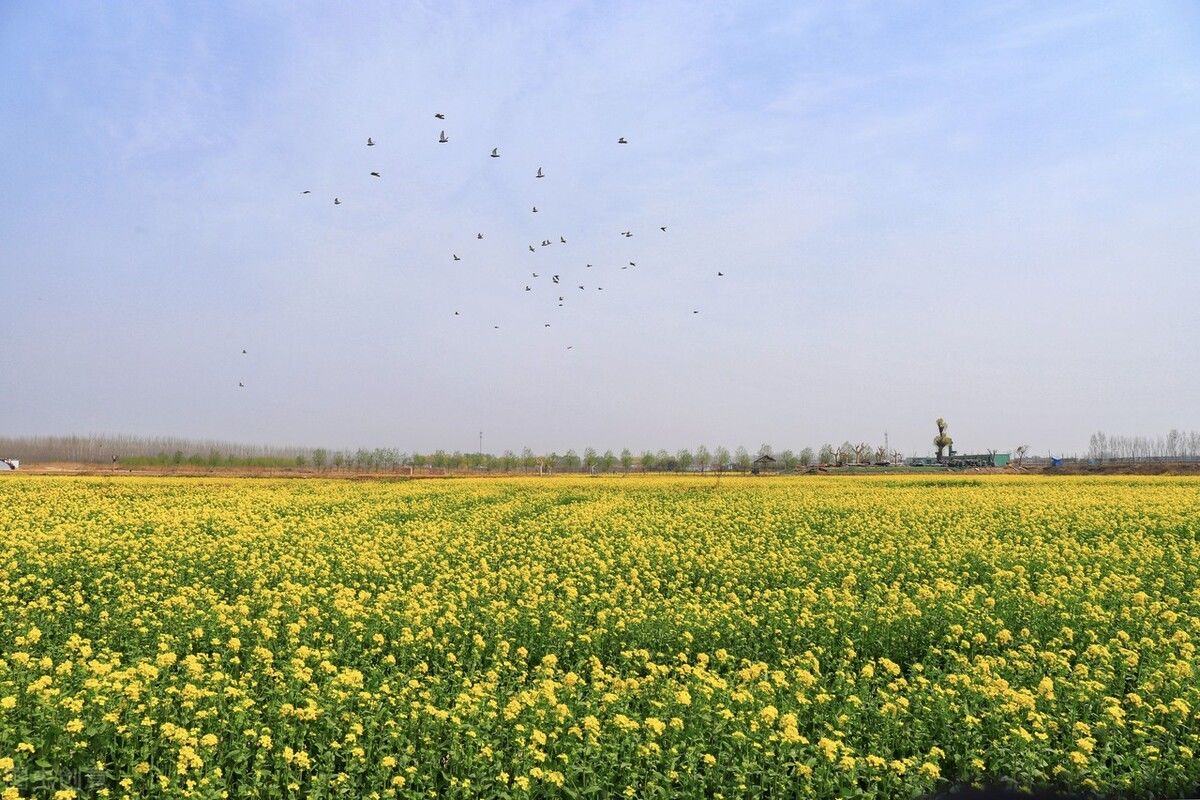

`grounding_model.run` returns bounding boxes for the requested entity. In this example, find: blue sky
[1,1,1198,456]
